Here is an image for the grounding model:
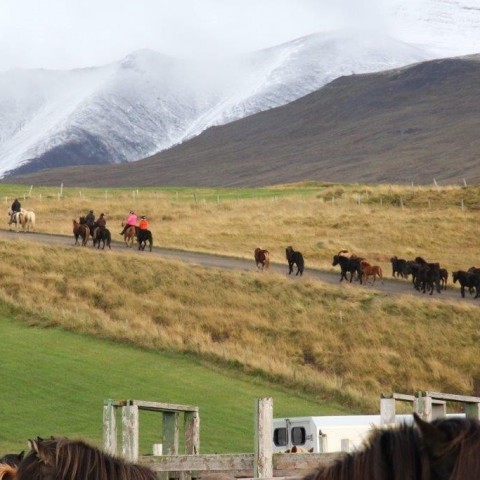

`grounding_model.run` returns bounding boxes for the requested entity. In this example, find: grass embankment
[1,182,479,452]
[1,317,339,454]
